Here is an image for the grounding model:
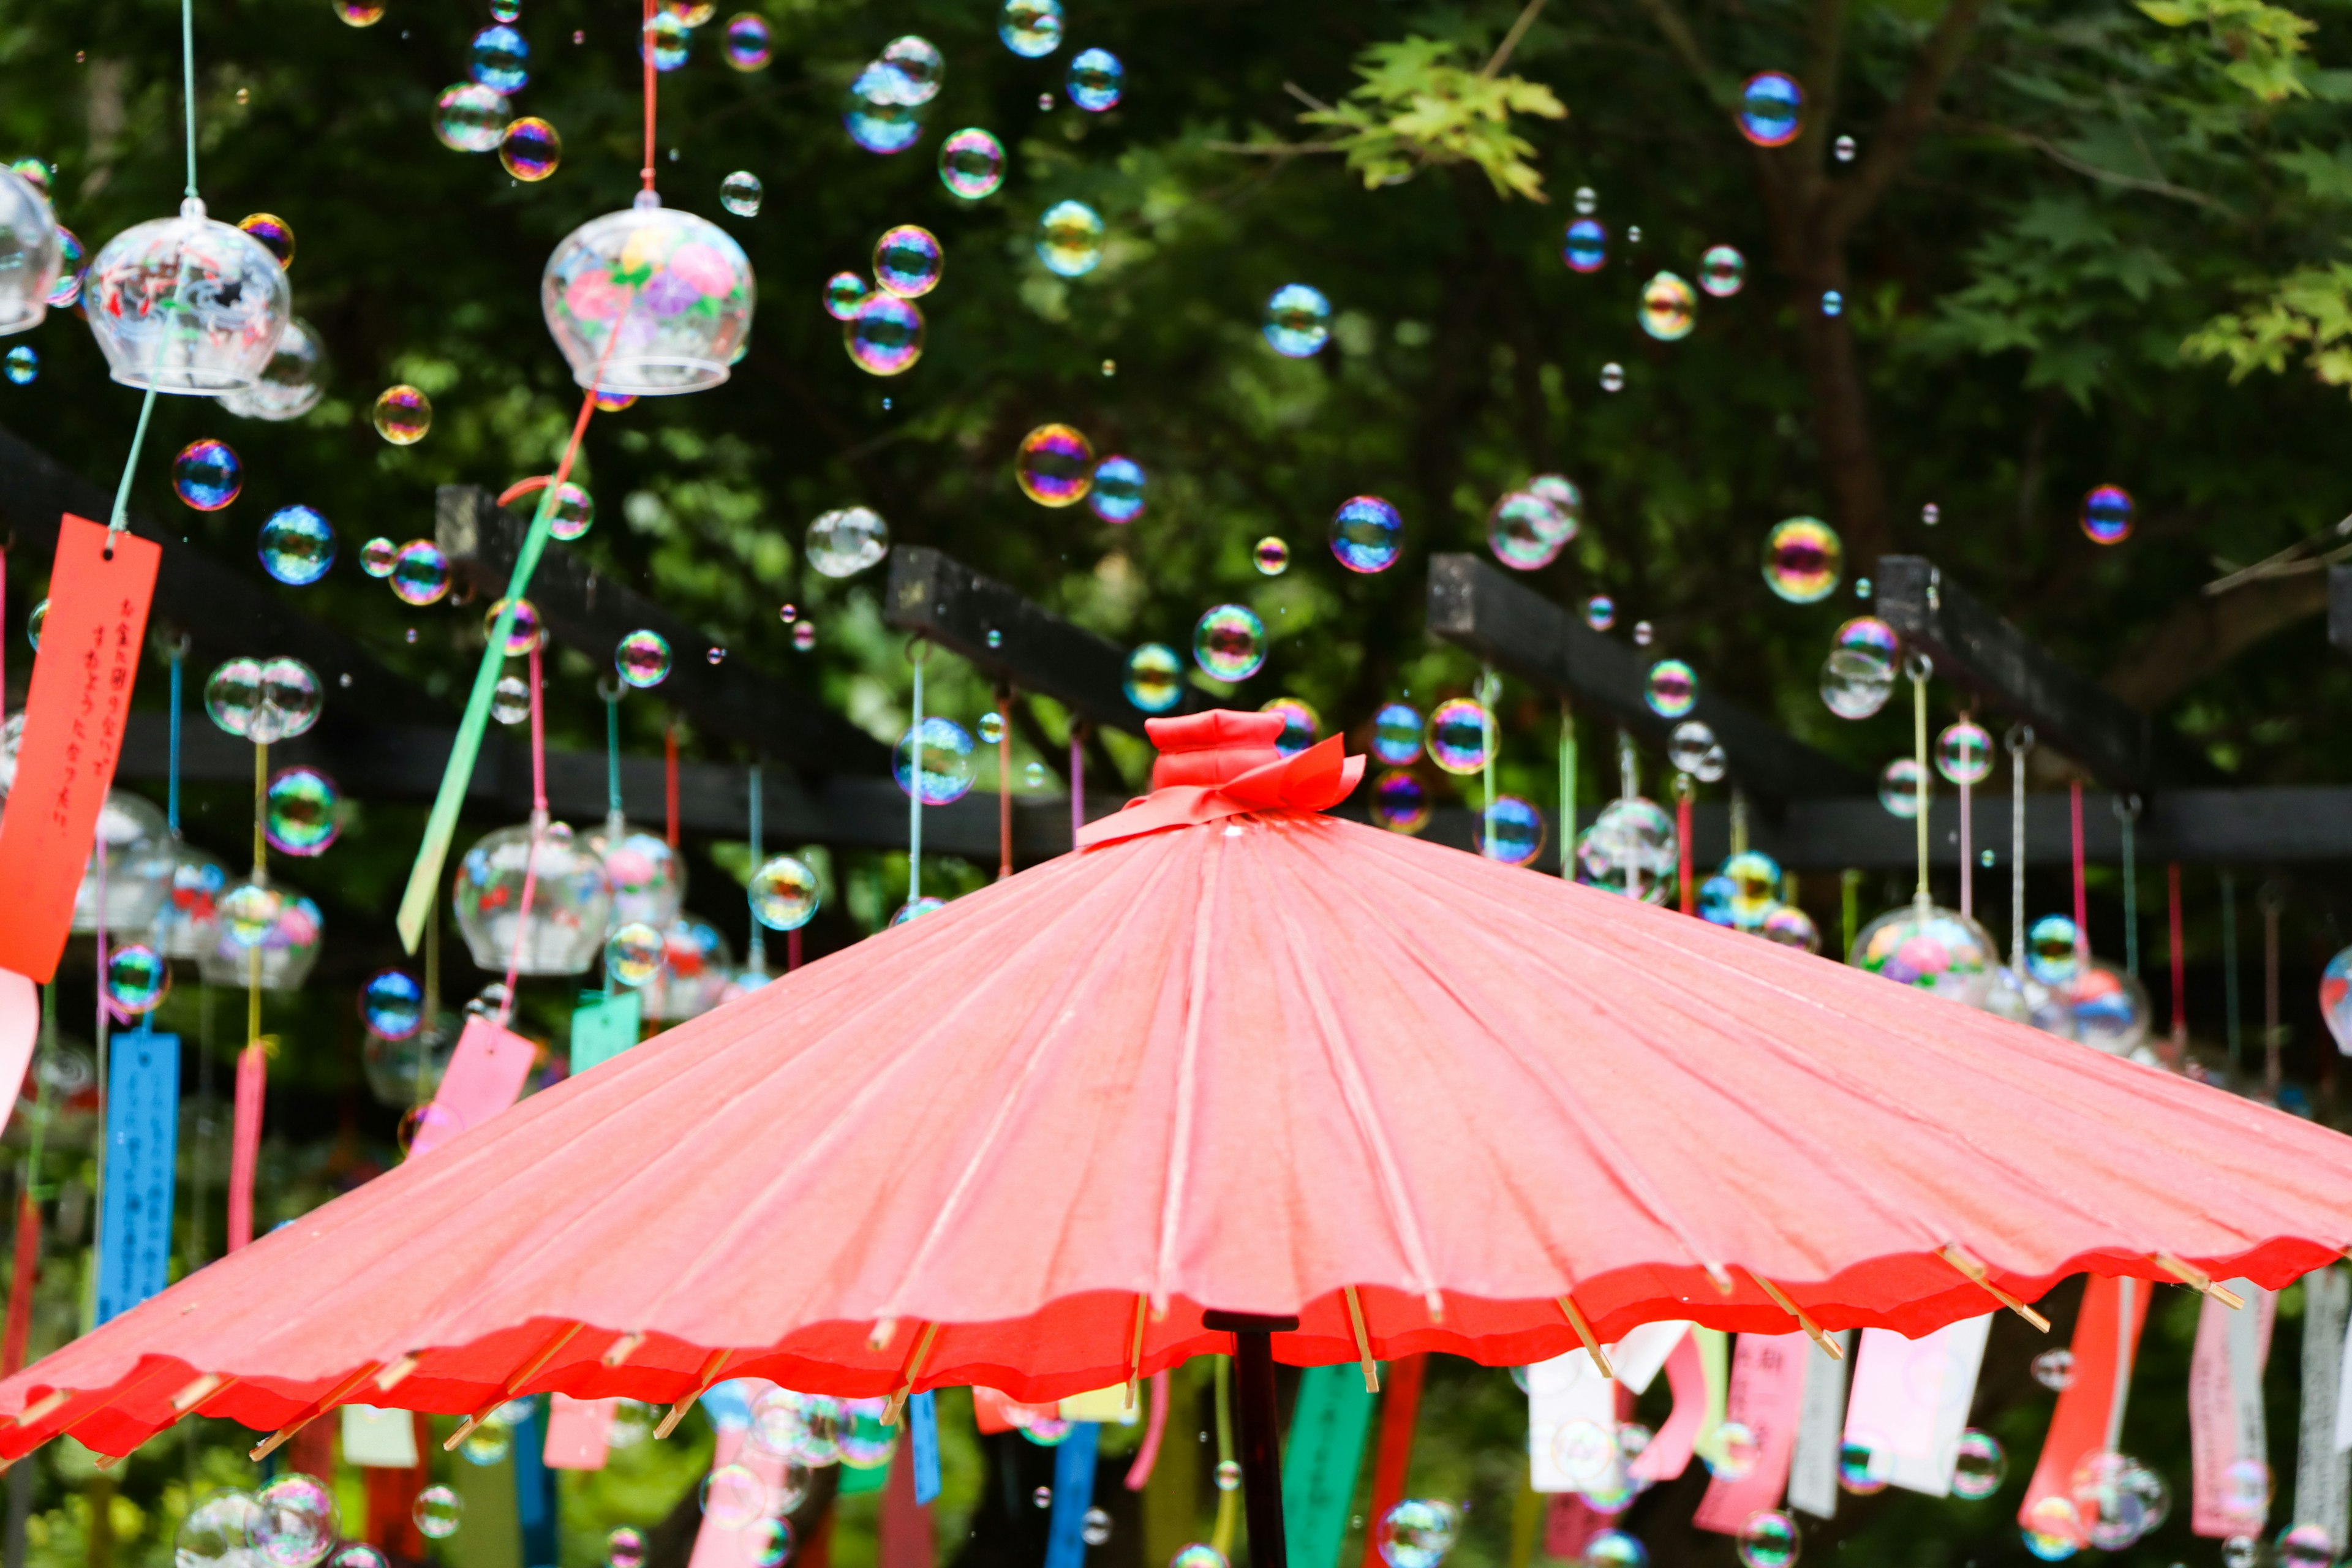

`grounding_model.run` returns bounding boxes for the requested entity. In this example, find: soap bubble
[1194,605,1266,681]
[2220,1460,2271,1532]
[748,856,819,930]
[825,271,870,321]
[845,293,924,375]
[874,225,943,298]
[1706,876,1743,930]
[499,117,562,181]
[1735,1512,1798,1568]
[1877,758,1925,816]
[1707,1422,1760,1482]
[1264,284,1331,357]
[390,540,451,606]
[1017,424,1095,507]
[1760,903,1820,952]
[1700,246,1746,297]
[1638,273,1697,341]
[895,717,977,805]
[724,14,771,69]
[174,439,243,511]
[258,505,336,586]
[1562,219,1607,274]
[873,36,944,105]
[1582,1532,1646,1568]
[1425,699,1494,775]
[362,970,424,1039]
[1839,1442,1887,1496]
[1068,48,1123,111]
[1254,537,1290,575]
[1600,363,1626,393]
[355,539,398,578]
[1632,620,1653,644]
[2278,1526,2335,1568]
[605,1530,646,1568]
[616,630,673,688]
[1645,660,1697,718]
[1089,456,1146,523]
[1374,1500,1460,1568]
[2,347,34,385]
[24,600,43,649]
[1476,796,1545,865]
[47,226,86,310]
[1371,770,1430,834]
[434,82,510,152]
[1079,1509,1112,1547]
[1262,697,1319,758]
[1123,643,1185,712]
[1171,1550,1227,1568]
[793,622,817,650]
[331,1549,385,1568]
[2070,1452,2160,1550]
[105,944,170,1015]
[642,15,690,70]
[1821,290,1844,317]
[1585,595,1616,631]
[1487,491,1572,570]
[2031,1348,2076,1390]
[843,78,921,154]
[2079,485,2133,545]
[470,24,529,92]
[1936,720,1992,785]
[1951,1430,2006,1500]
[412,1487,462,1540]
[2022,1496,2081,1560]
[254,1474,337,1568]
[1761,517,1842,603]
[1330,495,1403,574]
[2223,1539,2260,1568]
[1372,703,1423,766]
[1738,72,1804,147]
[938,129,1007,199]
[178,1492,266,1568]
[999,0,1063,58]
[1819,650,1893,720]
[1668,721,1725,782]
[807,507,890,576]
[484,598,543,657]
[1036,200,1104,277]
[606,922,666,987]
[335,1,385,24]
[371,384,432,445]
[719,172,763,217]
[265,766,341,856]
[219,315,326,422]
[537,481,593,541]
